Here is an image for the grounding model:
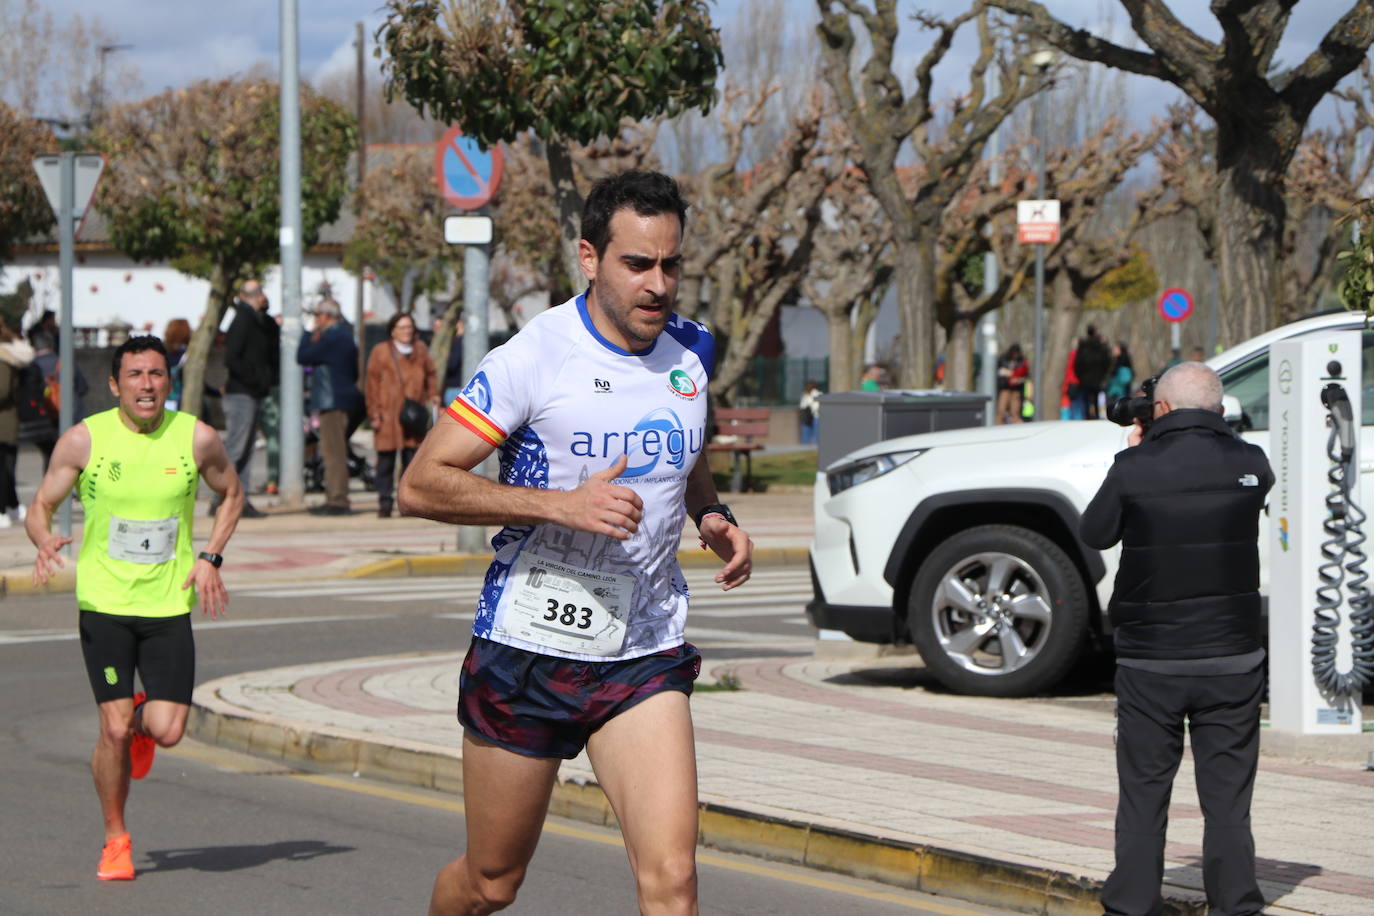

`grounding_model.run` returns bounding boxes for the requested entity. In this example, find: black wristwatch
[694,503,737,529]
[198,551,224,568]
